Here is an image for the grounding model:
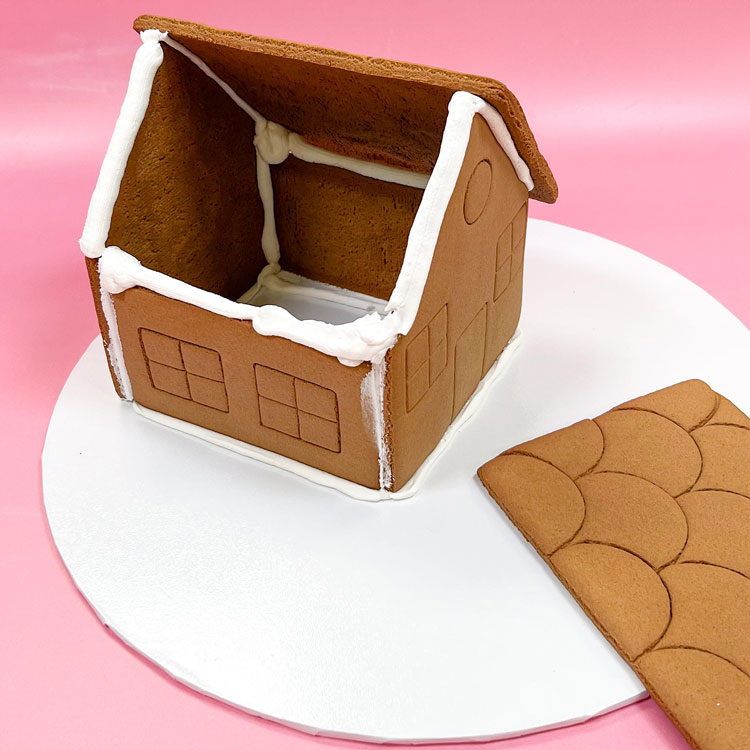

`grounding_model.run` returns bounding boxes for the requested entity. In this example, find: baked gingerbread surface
[132,15,557,203]
[87,16,551,492]
[479,380,750,750]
